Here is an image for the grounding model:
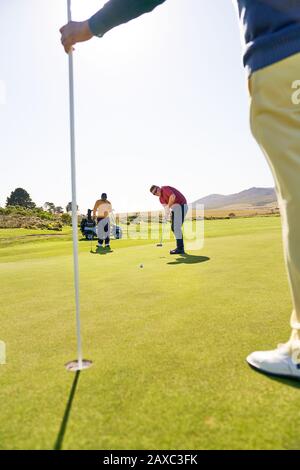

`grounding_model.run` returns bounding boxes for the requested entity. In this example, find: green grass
[0,227,73,237]
[1,216,299,450]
